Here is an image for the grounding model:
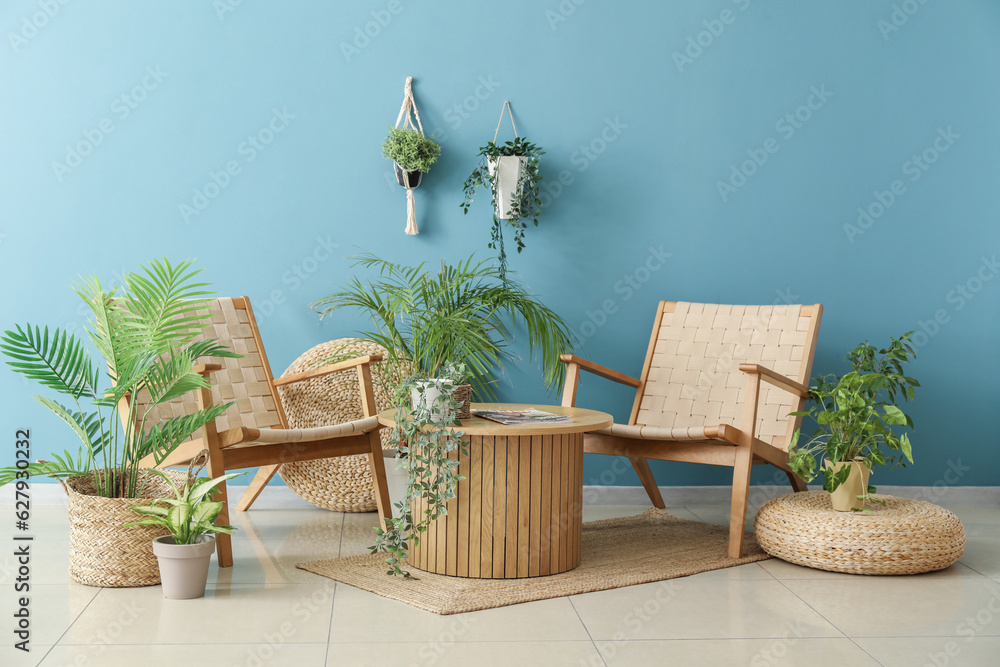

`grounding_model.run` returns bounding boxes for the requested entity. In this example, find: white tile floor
[1,496,997,667]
